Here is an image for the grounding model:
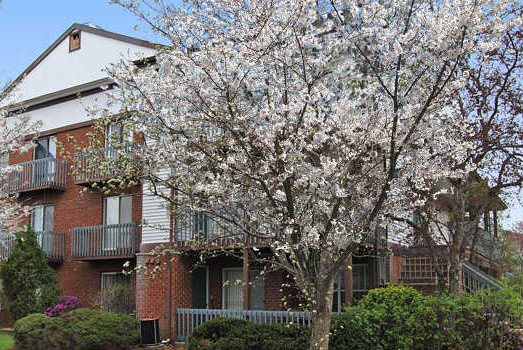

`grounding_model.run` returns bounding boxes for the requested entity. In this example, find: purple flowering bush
[44,295,82,317]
